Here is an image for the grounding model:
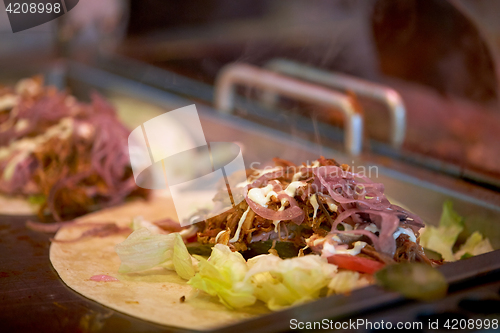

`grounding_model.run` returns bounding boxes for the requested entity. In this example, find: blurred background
[2,0,500,190]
